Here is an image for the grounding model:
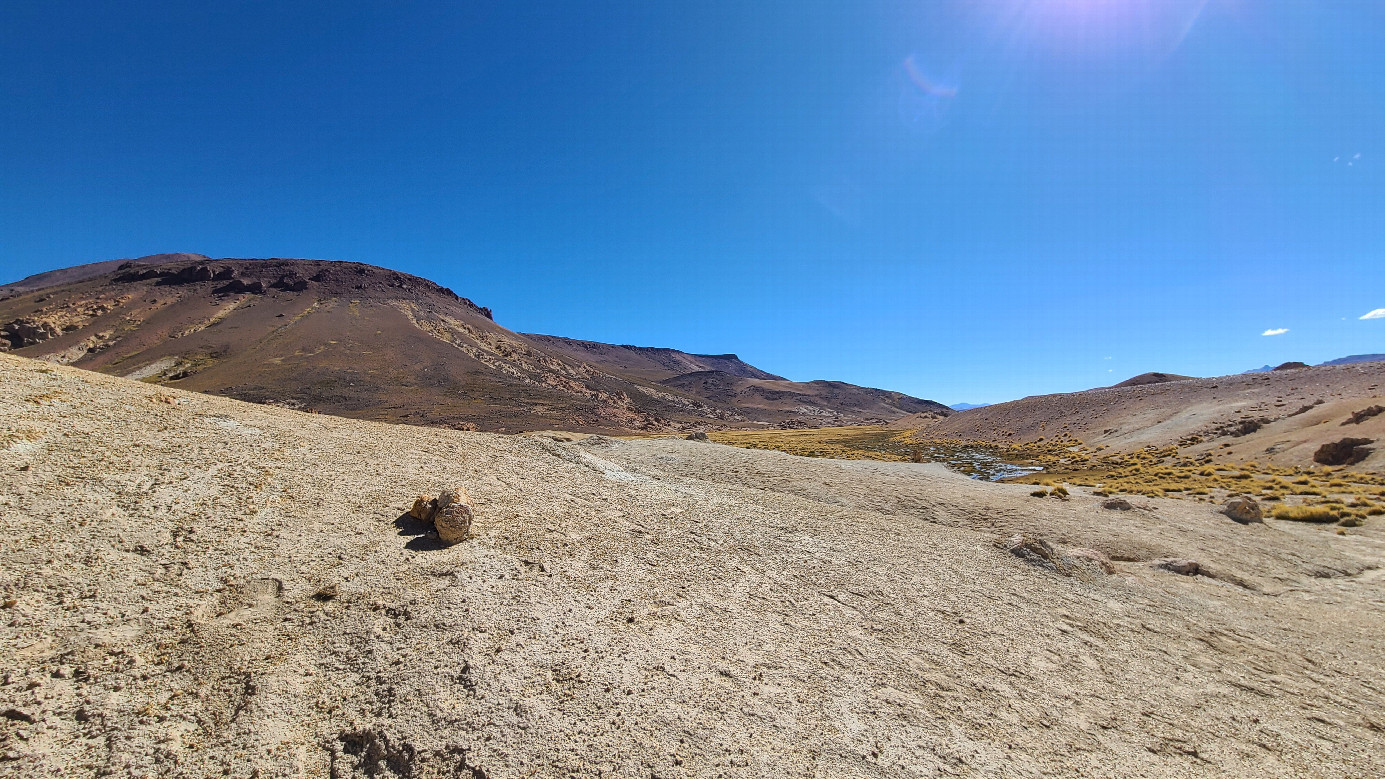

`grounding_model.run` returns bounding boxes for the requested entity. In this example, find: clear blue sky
[2,1,1382,404]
